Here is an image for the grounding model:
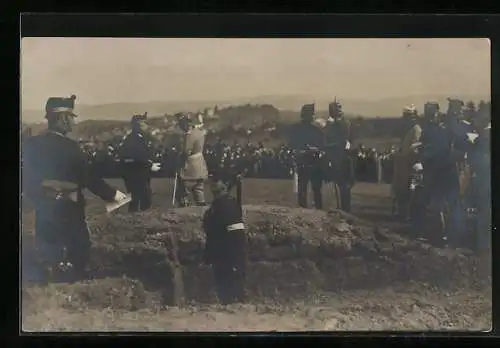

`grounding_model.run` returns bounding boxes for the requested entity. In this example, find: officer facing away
[324,99,354,212]
[117,113,161,213]
[288,103,325,209]
[202,174,247,304]
[171,112,209,207]
[22,95,128,282]
[468,117,491,273]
